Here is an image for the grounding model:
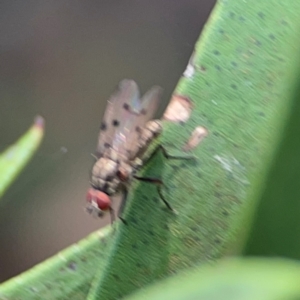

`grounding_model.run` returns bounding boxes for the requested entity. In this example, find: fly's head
[86,188,111,218]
